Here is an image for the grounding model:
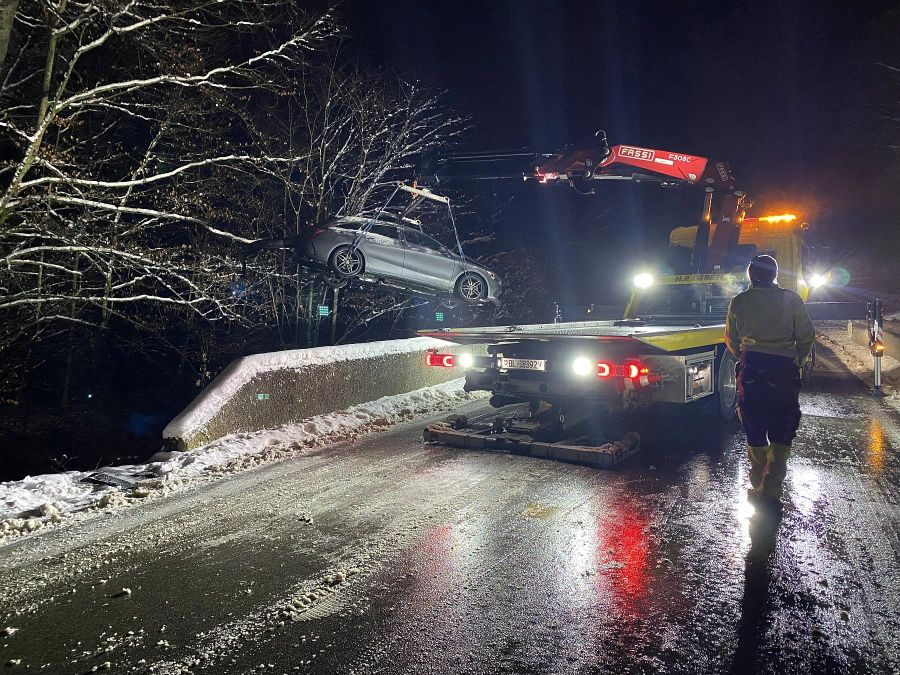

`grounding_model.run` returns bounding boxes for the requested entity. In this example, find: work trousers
[736,351,801,447]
